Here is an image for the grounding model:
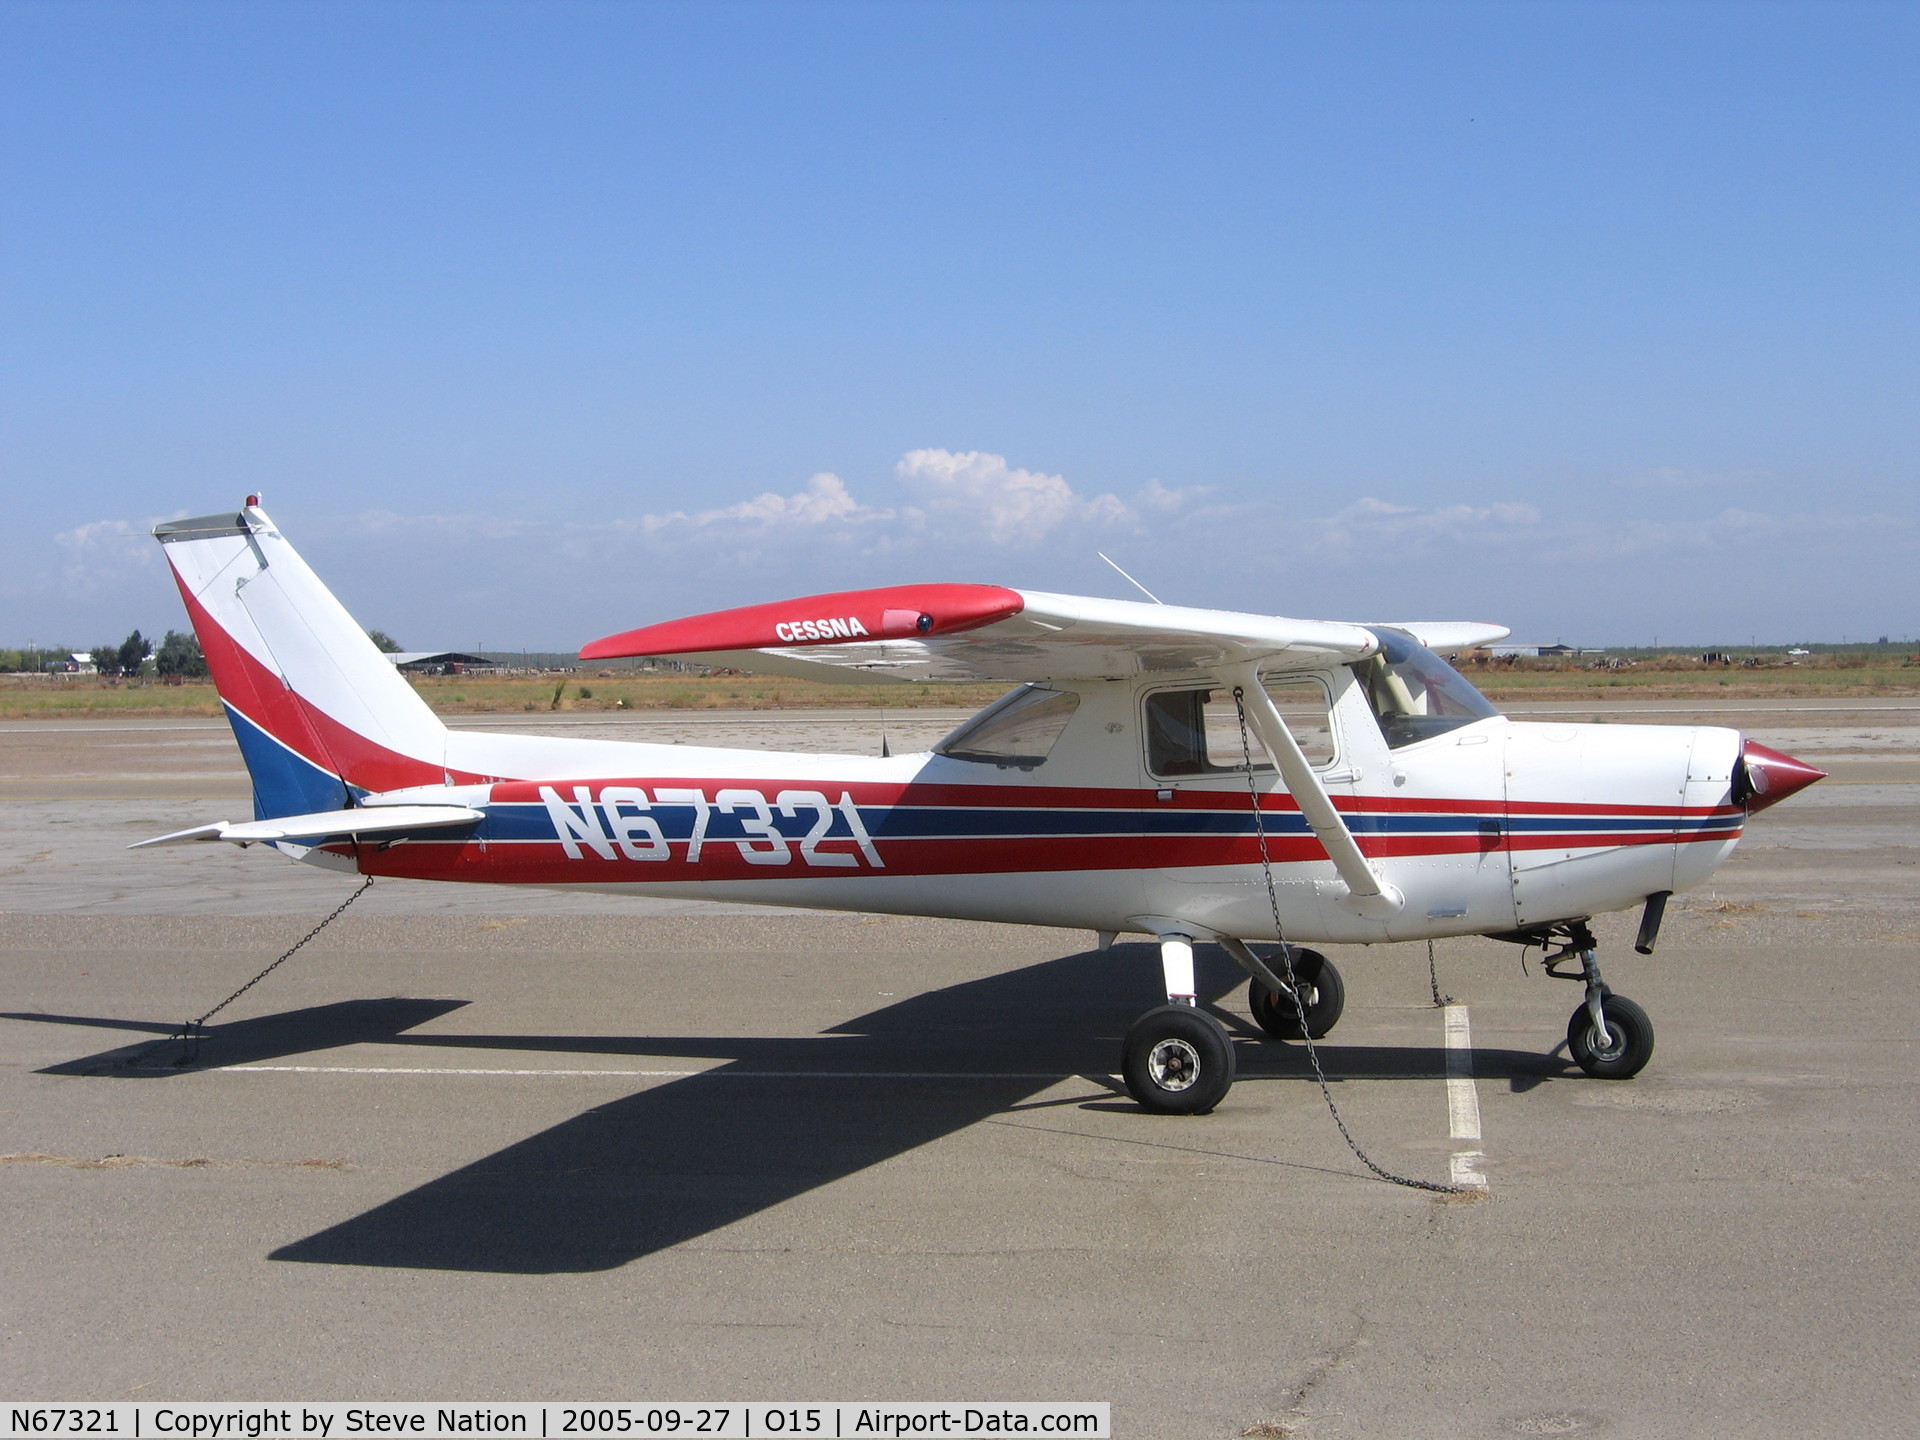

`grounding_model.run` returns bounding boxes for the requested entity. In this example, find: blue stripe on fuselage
[471,796,1736,846]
